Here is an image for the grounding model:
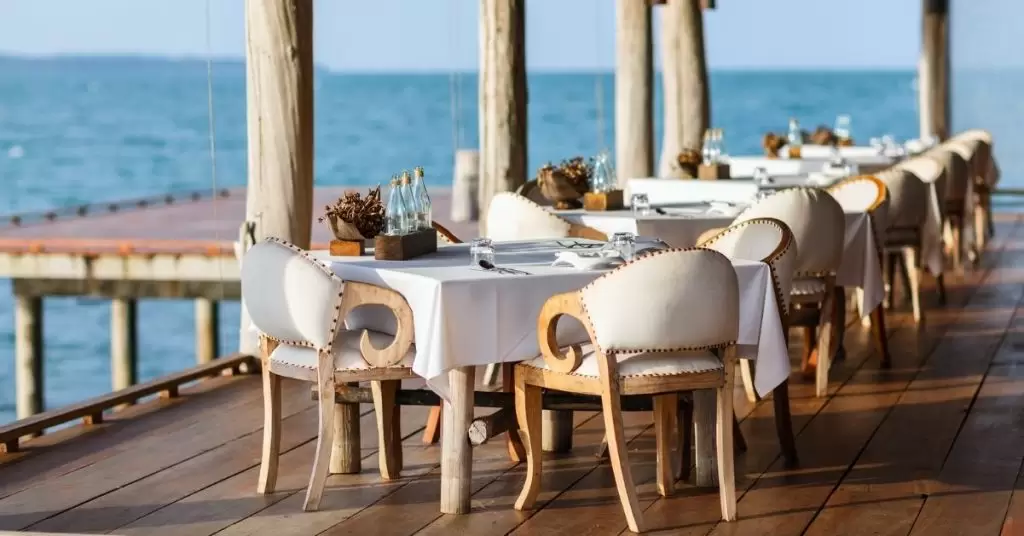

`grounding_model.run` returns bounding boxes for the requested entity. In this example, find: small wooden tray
[329,239,365,256]
[698,163,731,180]
[374,228,437,260]
[583,190,624,211]
[788,146,802,159]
